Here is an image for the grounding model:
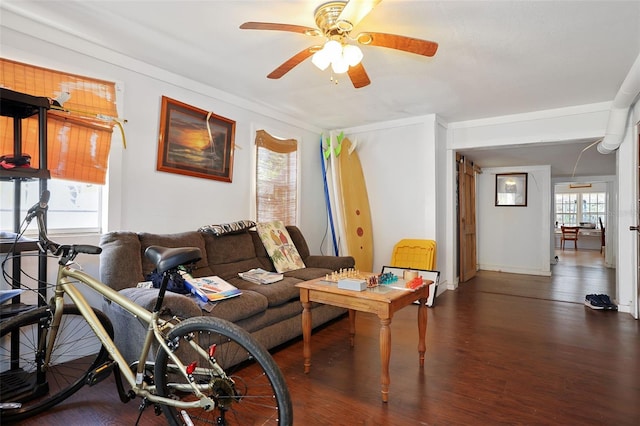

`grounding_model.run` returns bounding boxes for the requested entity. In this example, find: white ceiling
[2,0,639,177]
